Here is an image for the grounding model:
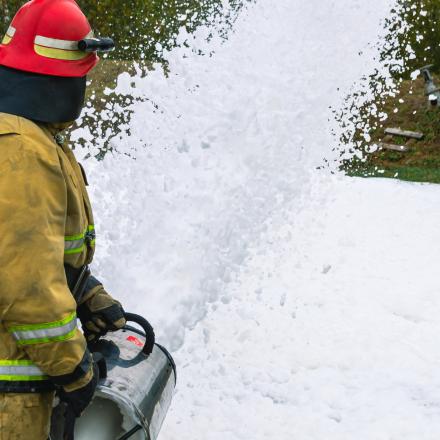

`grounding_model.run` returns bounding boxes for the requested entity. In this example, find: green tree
[381,0,440,77]
[0,0,246,61]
